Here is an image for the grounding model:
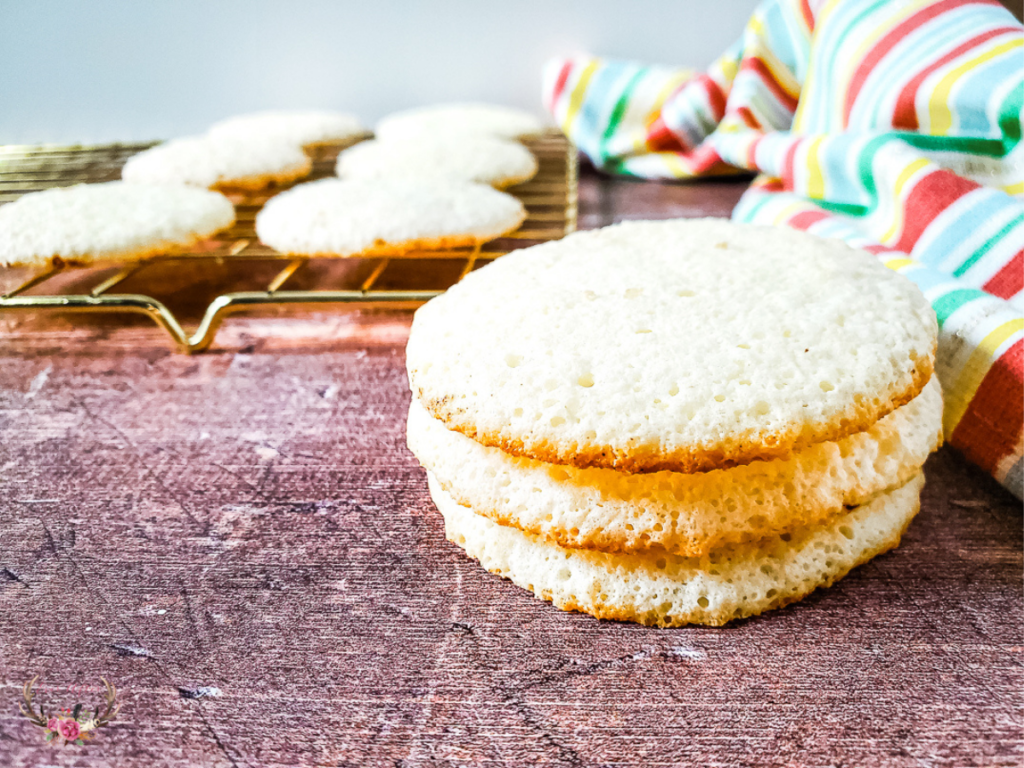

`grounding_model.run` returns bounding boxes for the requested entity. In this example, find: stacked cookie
[406,219,942,626]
